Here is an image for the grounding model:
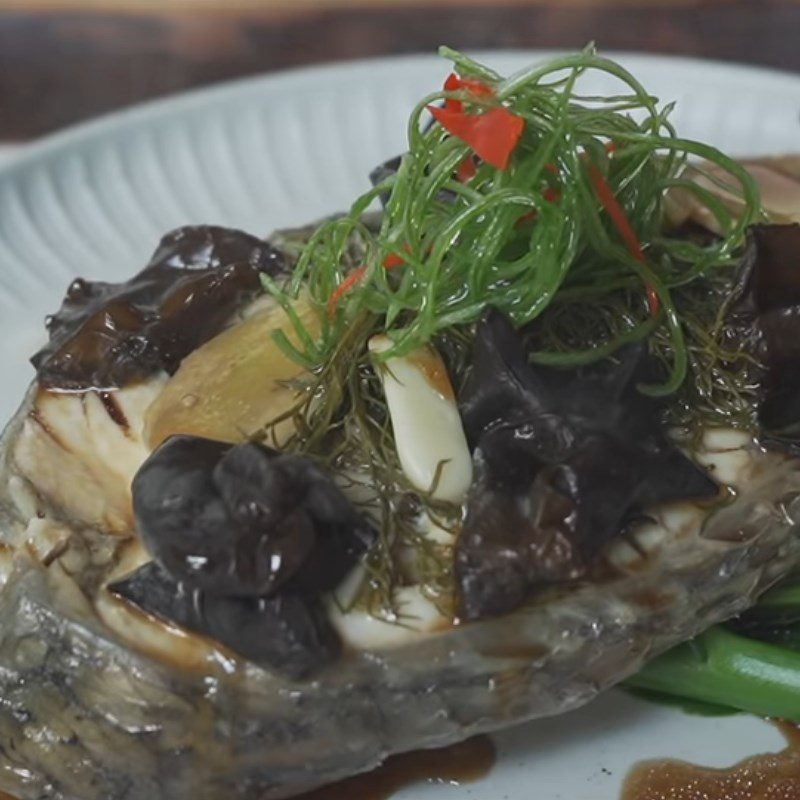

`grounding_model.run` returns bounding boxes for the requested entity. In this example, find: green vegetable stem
[628,626,800,721]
